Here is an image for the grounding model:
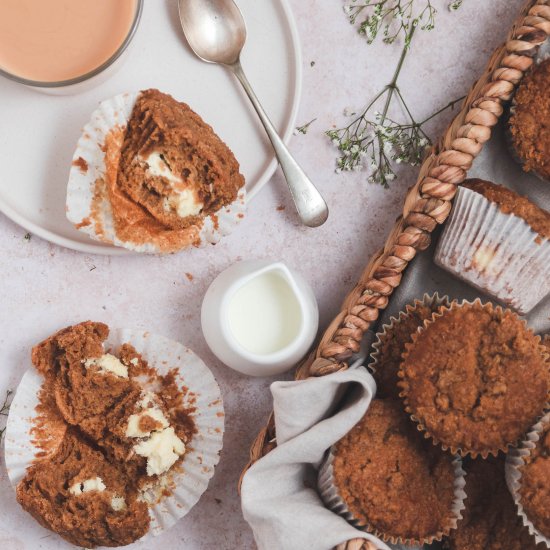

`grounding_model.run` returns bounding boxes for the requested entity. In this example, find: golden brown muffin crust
[444,457,543,550]
[399,302,549,456]
[373,299,446,399]
[519,421,550,538]
[462,179,550,240]
[332,399,457,543]
[509,58,550,180]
